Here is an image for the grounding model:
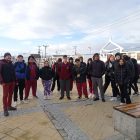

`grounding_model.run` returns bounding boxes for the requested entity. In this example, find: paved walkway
[0,80,140,140]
